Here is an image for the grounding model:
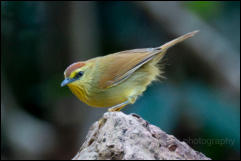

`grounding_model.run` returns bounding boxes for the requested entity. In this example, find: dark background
[1,1,240,160]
